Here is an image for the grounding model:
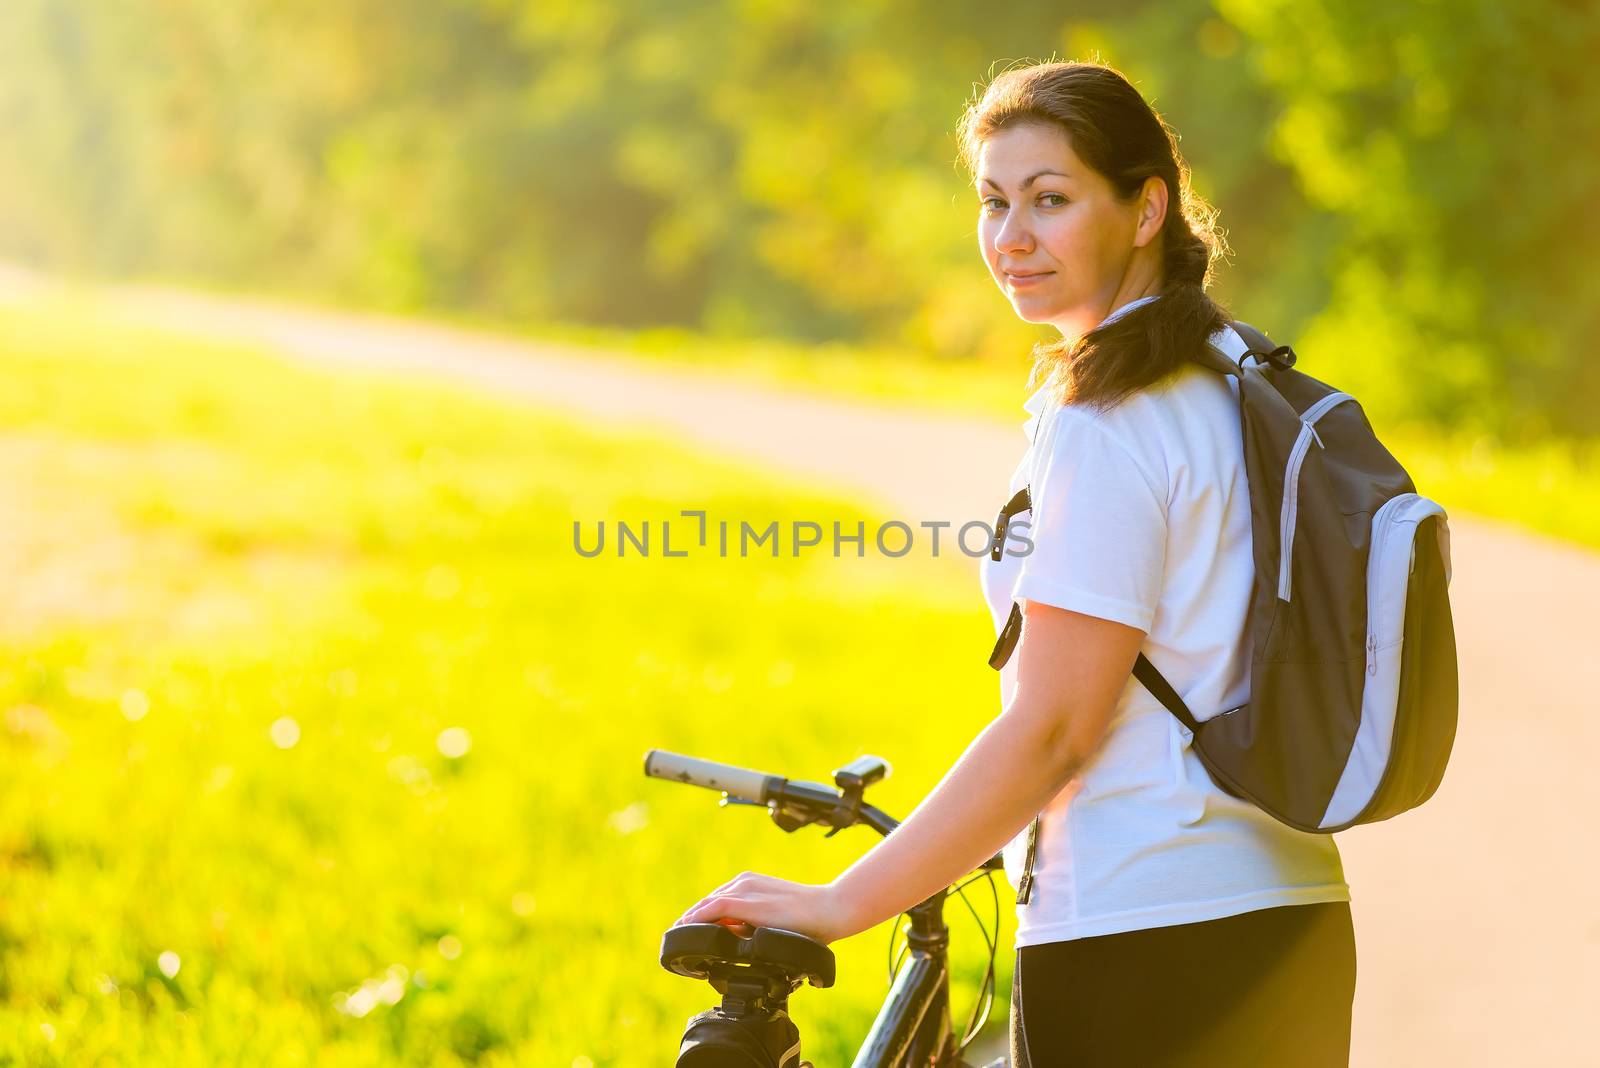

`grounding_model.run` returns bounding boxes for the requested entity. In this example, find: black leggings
[1008,901,1355,1067]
